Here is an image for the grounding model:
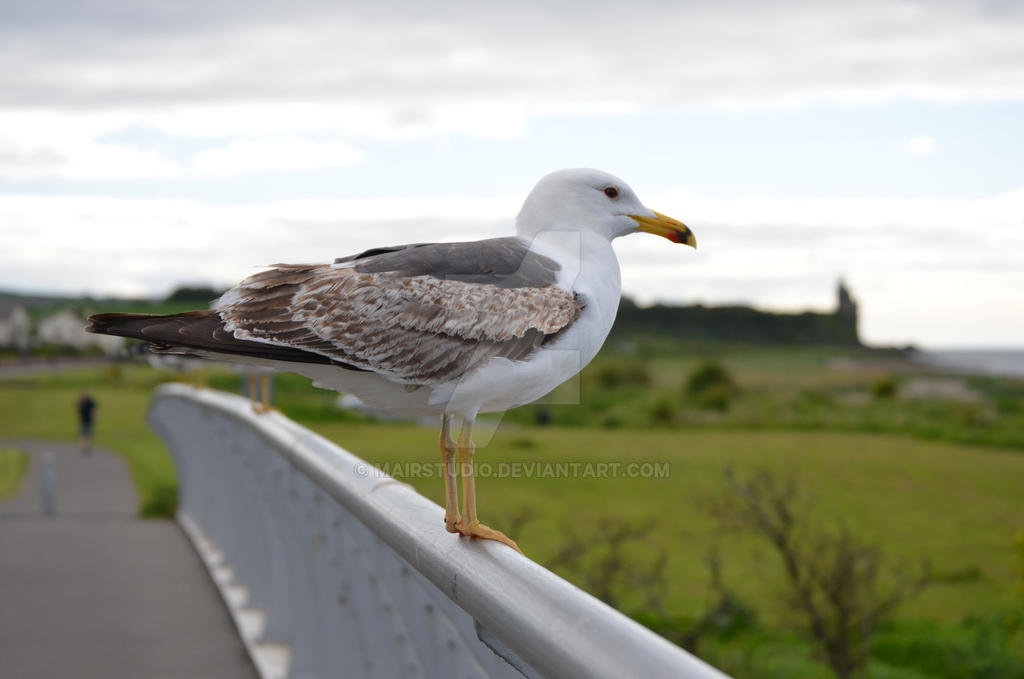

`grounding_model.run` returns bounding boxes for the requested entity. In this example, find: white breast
[432,231,622,417]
